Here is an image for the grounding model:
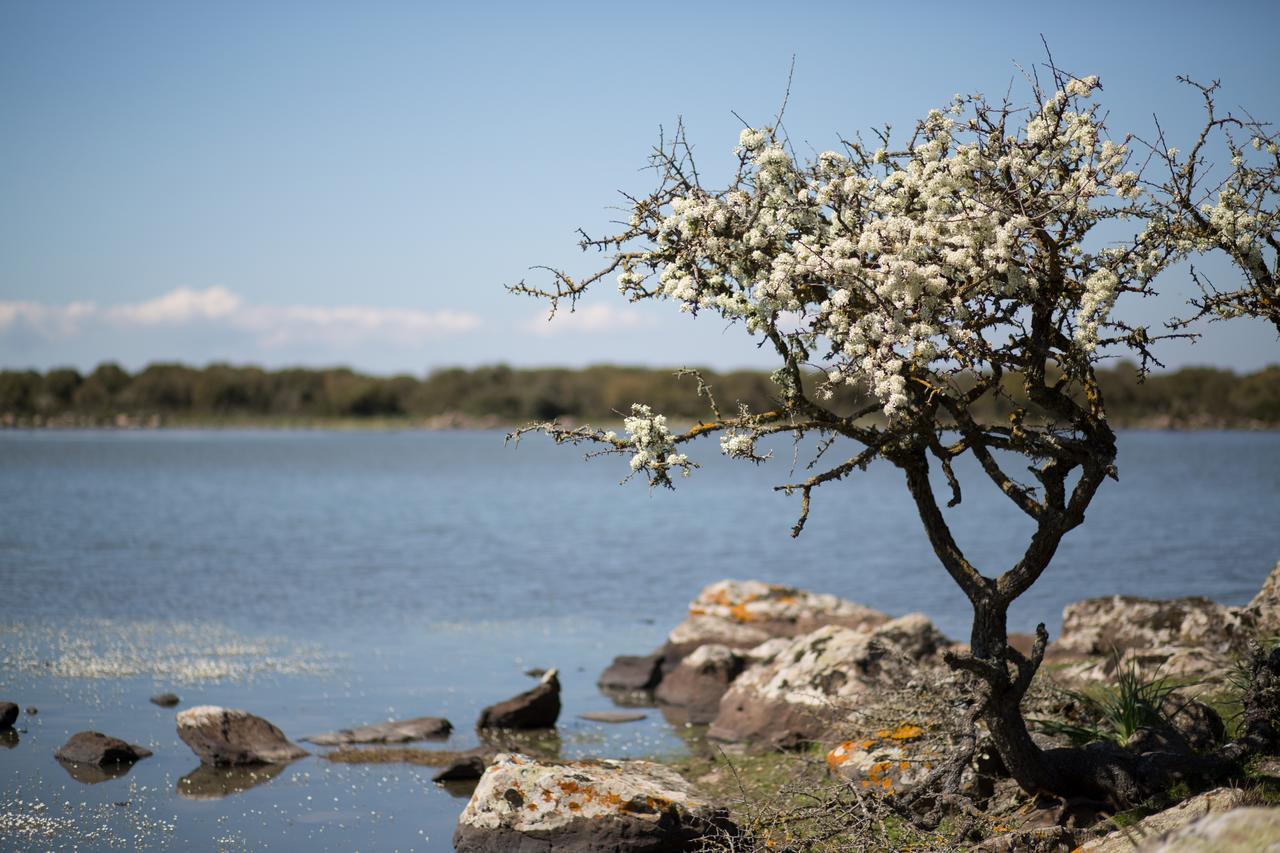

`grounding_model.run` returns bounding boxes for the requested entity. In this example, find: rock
[1147,807,1280,851]
[655,644,745,726]
[1057,595,1252,658]
[453,752,736,852]
[826,724,937,794]
[304,716,452,746]
[176,705,309,766]
[150,693,181,708]
[974,826,1075,852]
[478,669,561,730]
[0,701,17,728]
[660,579,889,664]
[597,655,664,692]
[1240,560,1280,636]
[1057,646,1234,688]
[25,706,37,716]
[576,711,647,724]
[1080,787,1248,851]
[1162,695,1225,752]
[434,755,487,782]
[54,731,153,766]
[708,614,949,747]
